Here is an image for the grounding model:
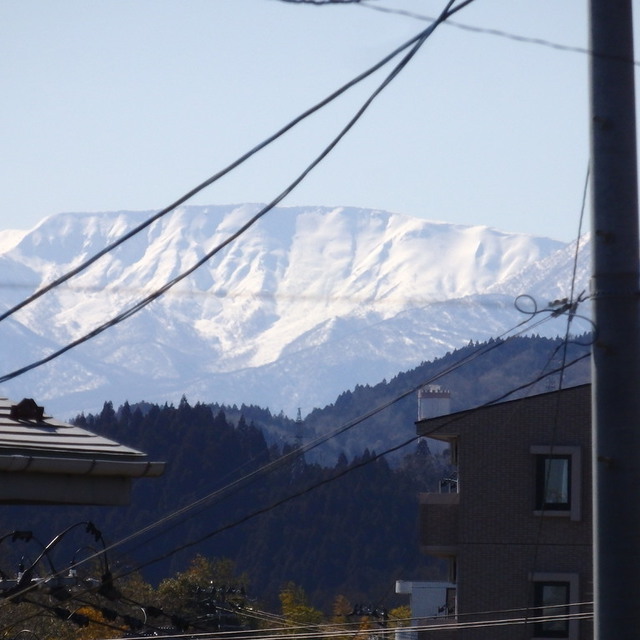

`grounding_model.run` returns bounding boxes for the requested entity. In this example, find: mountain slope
[0,204,589,418]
